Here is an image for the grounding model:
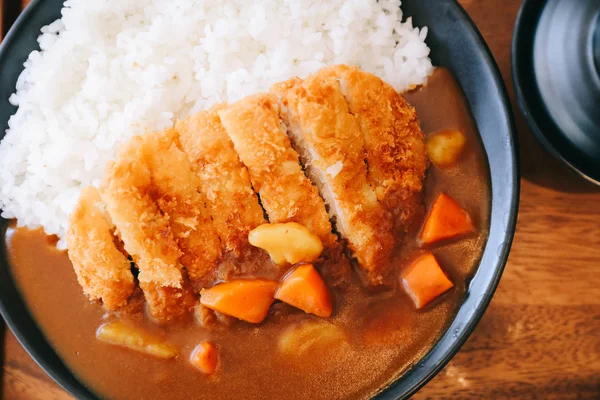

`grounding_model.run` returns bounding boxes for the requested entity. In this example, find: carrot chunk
[200,280,278,324]
[275,264,332,318]
[401,252,454,309]
[190,341,218,374]
[420,193,474,245]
